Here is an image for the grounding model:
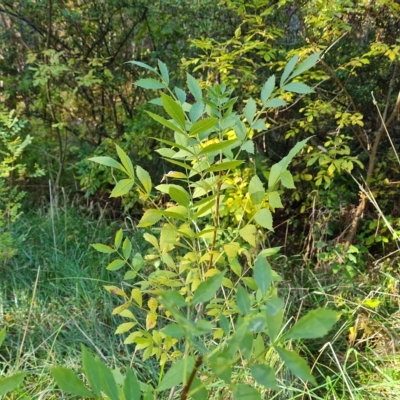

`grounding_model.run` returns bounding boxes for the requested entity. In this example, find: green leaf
[187,73,202,101]
[239,331,253,361]
[81,345,102,396]
[250,365,278,391]
[205,160,243,173]
[136,166,152,194]
[268,191,283,208]
[275,347,316,385]
[0,327,6,348]
[110,179,134,197]
[137,209,162,228]
[189,101,205,122]
[128,60,157,74]
[158,357,194,391]
[266,298,284,316]
[283,82,313,94]
[190,377,208,400]
[199,139,238,155]
[157,59,169,85]
[244,98,257,124]
[283,309,339,340]
[266,309,283,342]
[97,361,119,400]
[0,373,27,396]
[161,93,186,130]
[261,75,275,105]
[249,314,266,333]
[147,111,186,134]
[50,367,94,397]
[237,285,251,315]
[268,138,310,189]
[175,87,187,104]
[234,120,247,141]
[155,138,194,155]
[242,140,255,154]
[219,314,230,335]
[192,271,226,304]
[280,170,295,188]
[91,243,116,254]
[124,369,141,400]
[107,259,126,271]
[114,229,123,250]
[189,117,217,137]
[135,78,166,89]
[265,98,287,108]
[116,145,135,178]
[162,324,185,339]
[88,156,125,172]
[280,54,299,87]
[239,224,257,247]
[289,51,322,80]
[248,175,265,207]
[122,237,132,259]
[254,255,272,297]
[233,384,262,400]
[254,208,273,231]
[251,119,267,130]
[169,186,190,207]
